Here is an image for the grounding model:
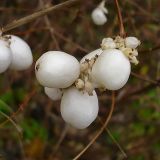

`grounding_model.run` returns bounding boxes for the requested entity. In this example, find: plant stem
[114,0,126,37]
